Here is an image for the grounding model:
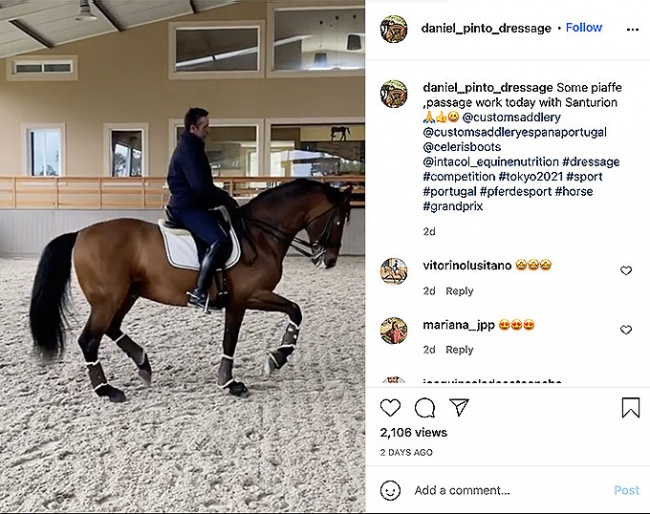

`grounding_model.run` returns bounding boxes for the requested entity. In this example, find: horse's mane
[241,178,342,215]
